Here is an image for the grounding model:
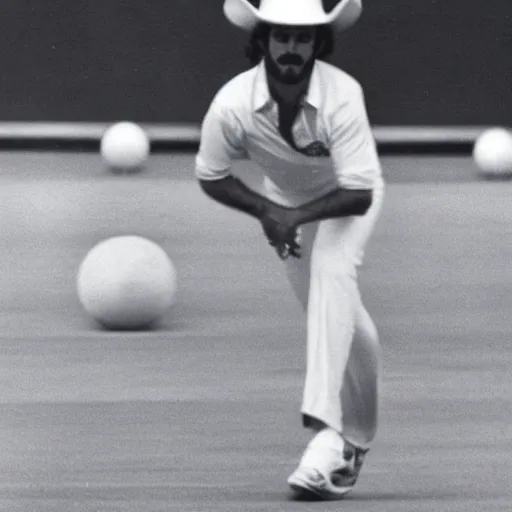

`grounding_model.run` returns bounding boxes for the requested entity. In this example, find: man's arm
[196,101,276,219]
[195,102,300,257]
[316,82,382,225]
[199,176,301,257]
[293,187,372,226]
[199,175,271,219]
